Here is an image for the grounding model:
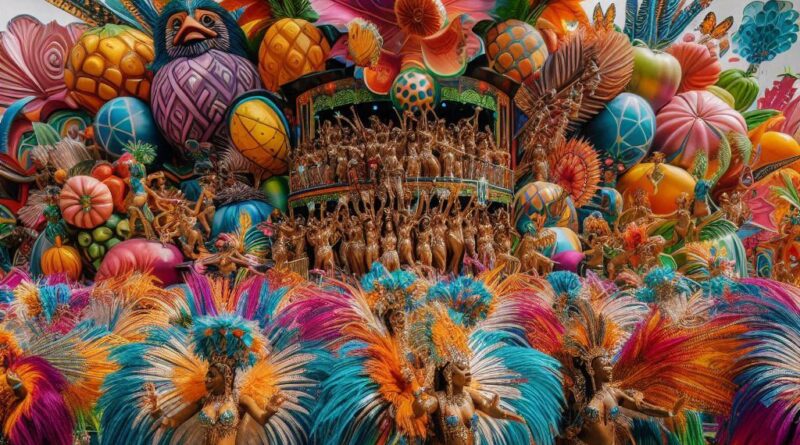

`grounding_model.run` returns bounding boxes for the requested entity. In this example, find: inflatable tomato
[59,175,114,229]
